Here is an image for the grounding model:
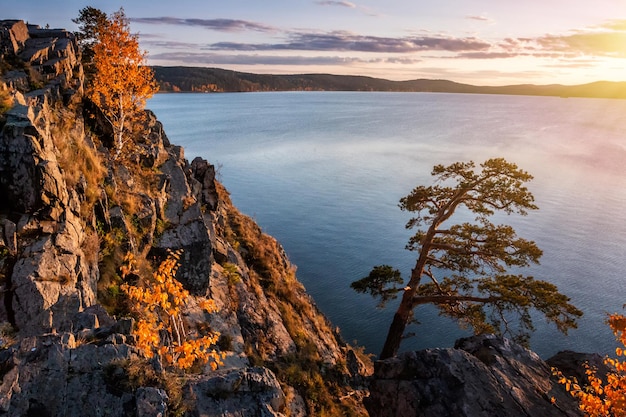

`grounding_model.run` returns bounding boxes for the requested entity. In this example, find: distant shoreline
[152,66,626,100]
